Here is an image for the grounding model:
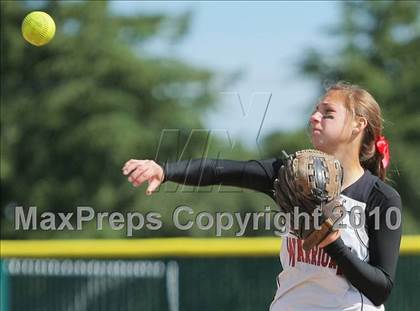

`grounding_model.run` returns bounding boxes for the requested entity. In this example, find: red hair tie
[375,135,390,169]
